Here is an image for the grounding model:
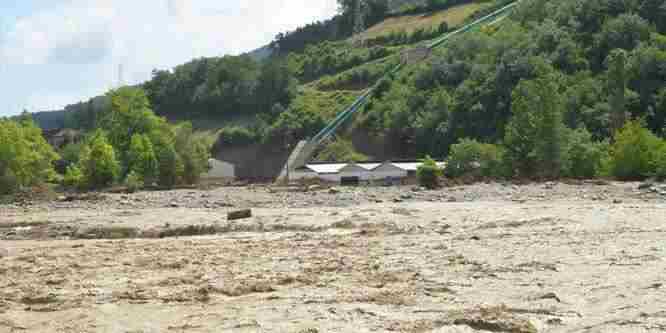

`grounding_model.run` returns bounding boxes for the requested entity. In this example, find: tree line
[1,87,213,195]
